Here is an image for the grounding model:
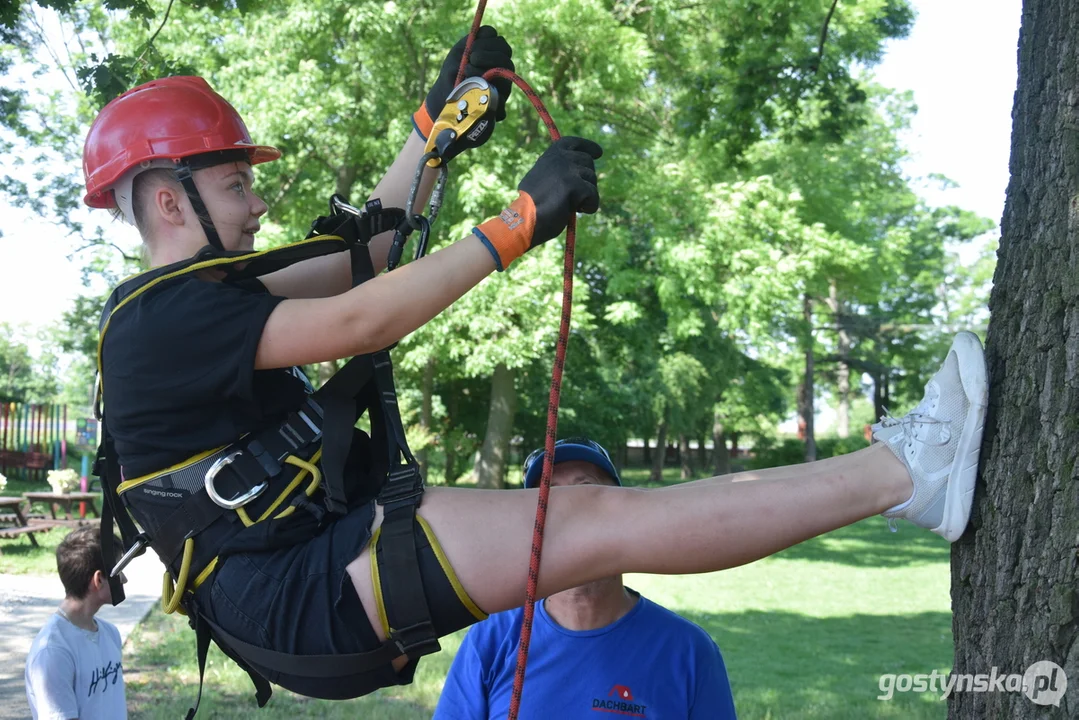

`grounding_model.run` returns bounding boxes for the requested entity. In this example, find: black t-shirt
[101,274,308,478]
